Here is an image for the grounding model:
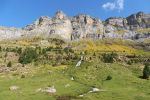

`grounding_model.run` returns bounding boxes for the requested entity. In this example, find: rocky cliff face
[24,11,72,40]
[127,12,150,30]
[0,27,29,40]
[71,14,104,40]
[0,11,149,41]
[104,12,150,40]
